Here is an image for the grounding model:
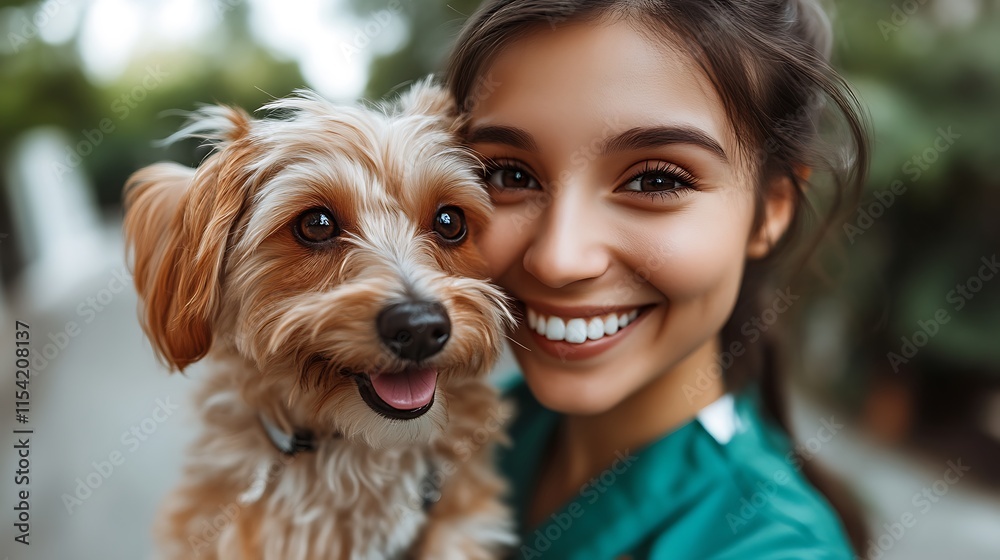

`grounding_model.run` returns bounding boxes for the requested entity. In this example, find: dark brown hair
[445,0,872,551]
